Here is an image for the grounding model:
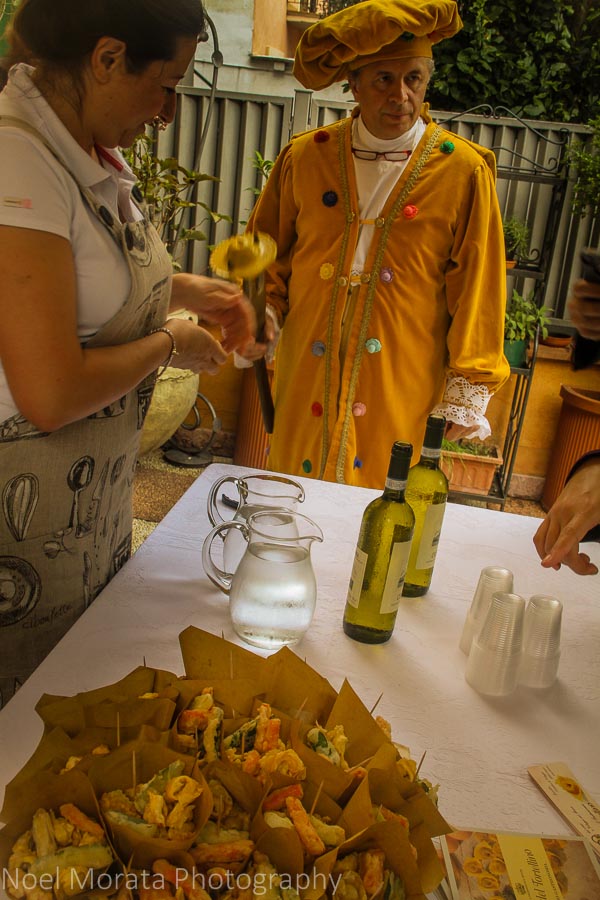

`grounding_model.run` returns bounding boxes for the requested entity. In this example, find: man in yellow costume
[246,0,510,488]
